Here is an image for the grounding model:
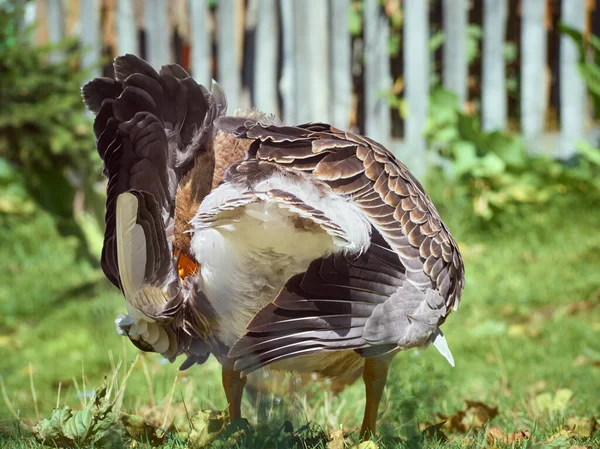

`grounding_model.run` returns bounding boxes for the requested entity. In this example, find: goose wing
[214,117,464,374]
[82,55,225,364]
